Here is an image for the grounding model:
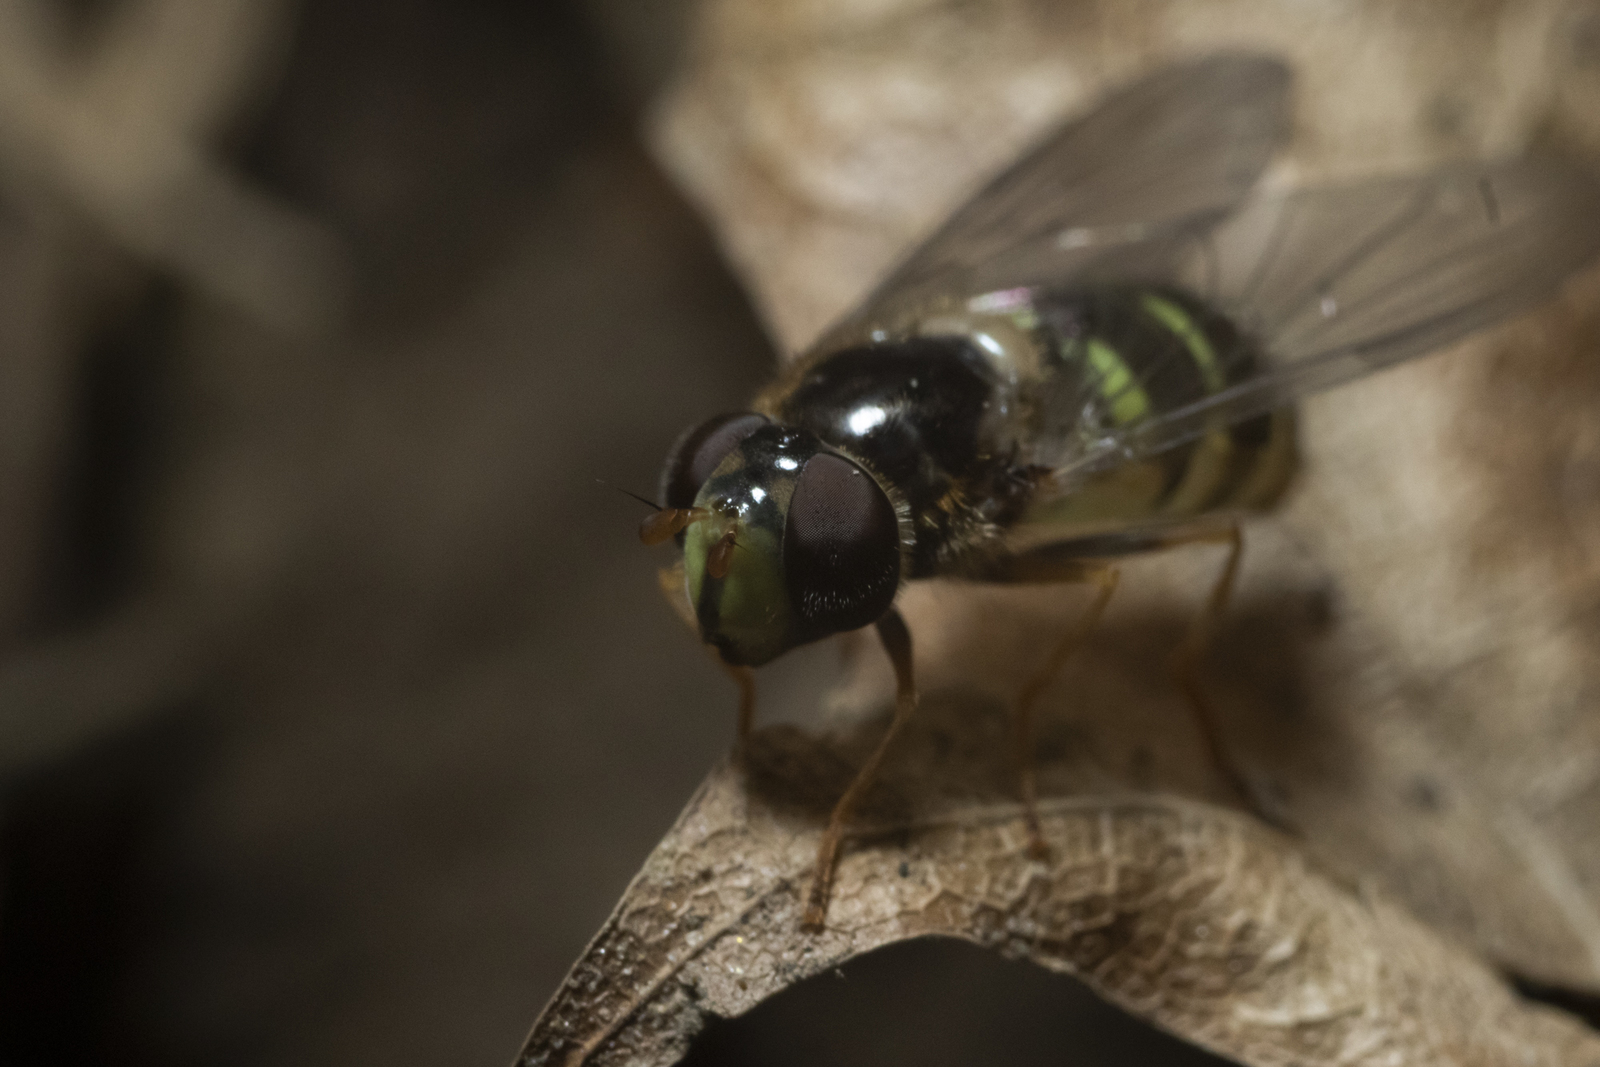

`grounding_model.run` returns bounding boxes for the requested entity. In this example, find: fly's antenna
[640,508,711,545]
[599,478,709,544]
[597,478,662,511]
